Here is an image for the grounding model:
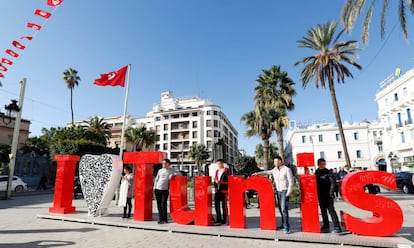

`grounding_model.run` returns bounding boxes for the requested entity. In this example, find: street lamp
[0,99,20,125]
